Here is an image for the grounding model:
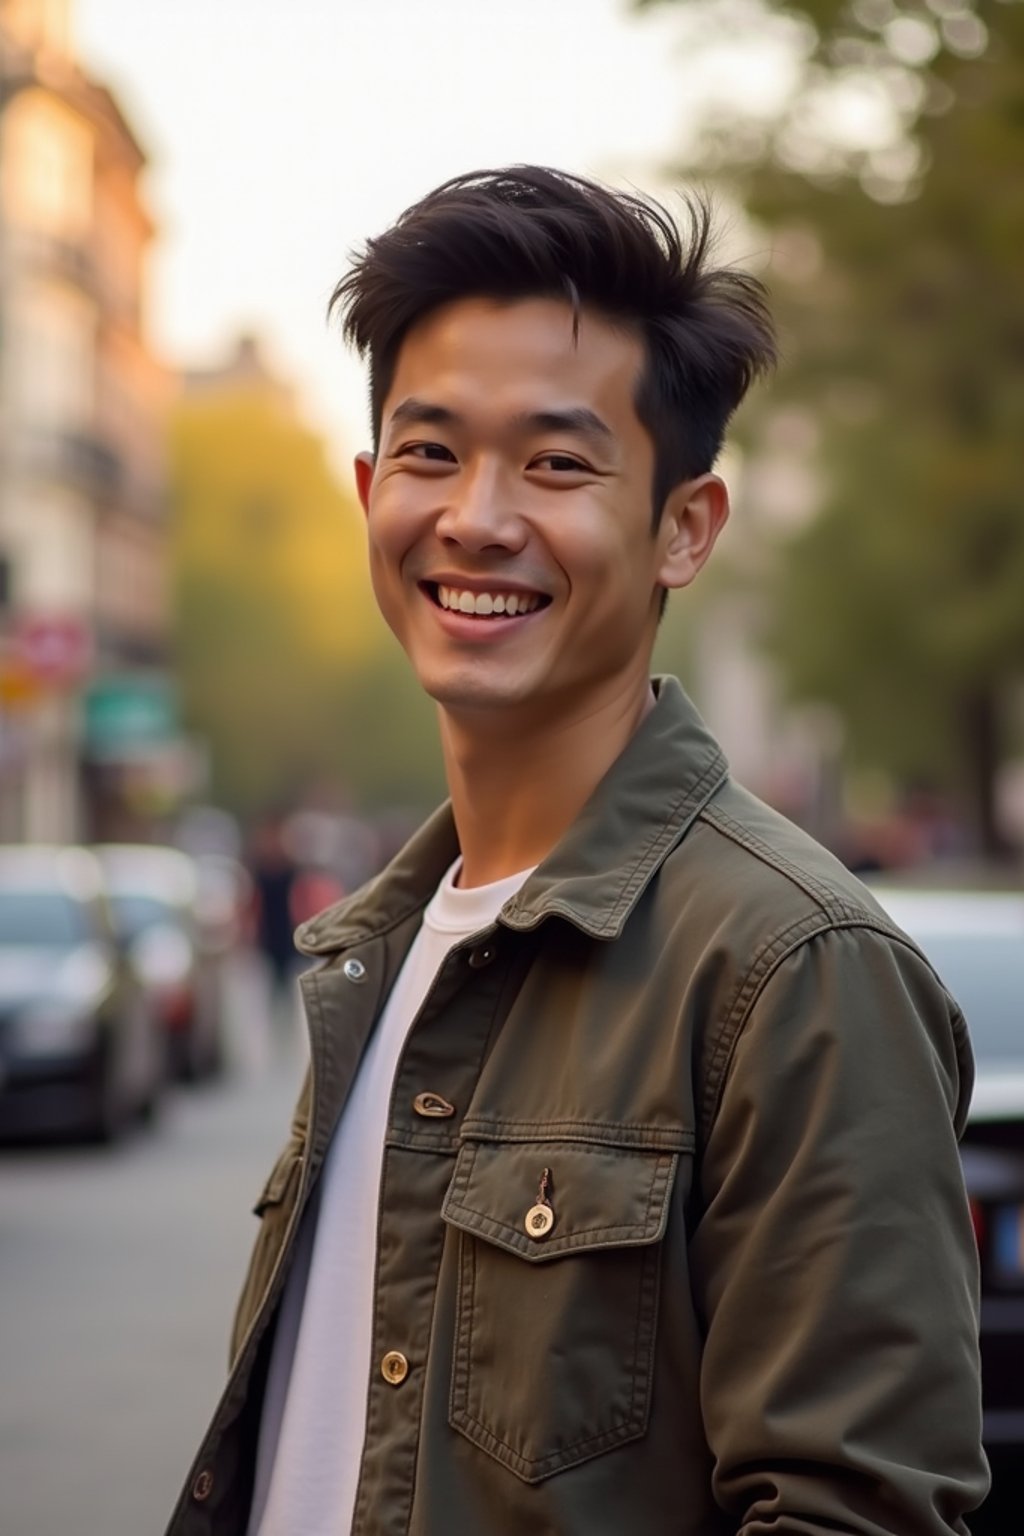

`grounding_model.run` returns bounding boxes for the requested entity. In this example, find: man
[166,167,987,1535]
